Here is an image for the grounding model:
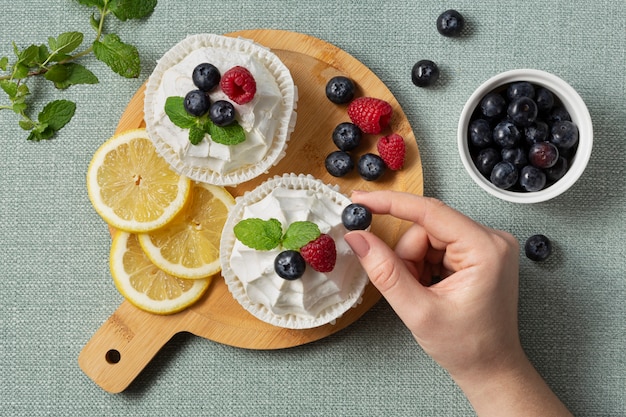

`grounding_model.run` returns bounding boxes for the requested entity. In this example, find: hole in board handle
[105,349,121,364]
